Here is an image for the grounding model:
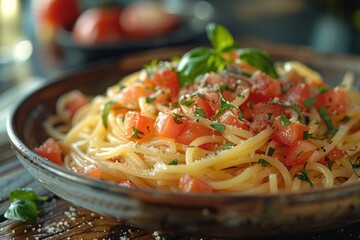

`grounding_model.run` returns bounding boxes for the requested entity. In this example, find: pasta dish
[35,23,360,194]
